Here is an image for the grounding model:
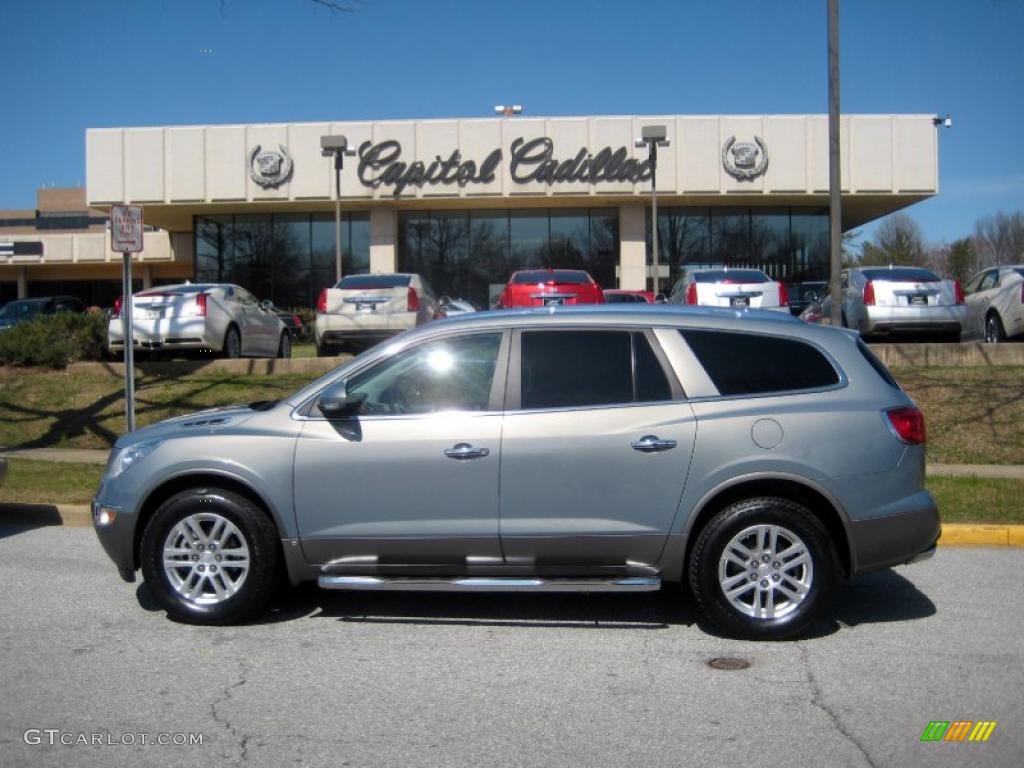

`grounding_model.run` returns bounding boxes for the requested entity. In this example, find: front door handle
[444,443,490,460]
[631,435,678,453]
